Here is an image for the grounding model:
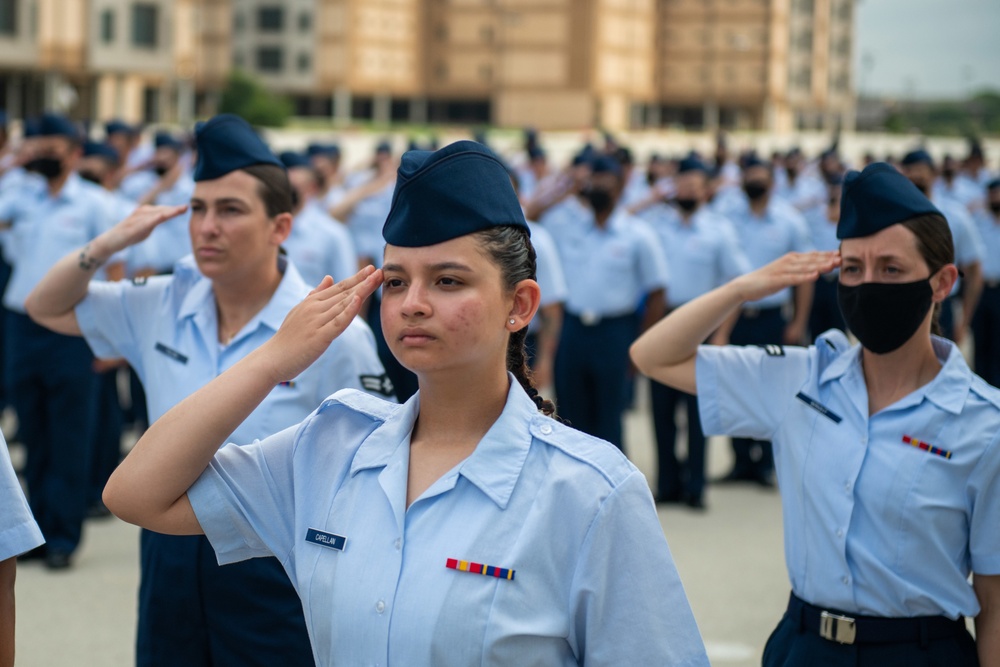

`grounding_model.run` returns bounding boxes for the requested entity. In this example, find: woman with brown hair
[631,162,1000,666]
